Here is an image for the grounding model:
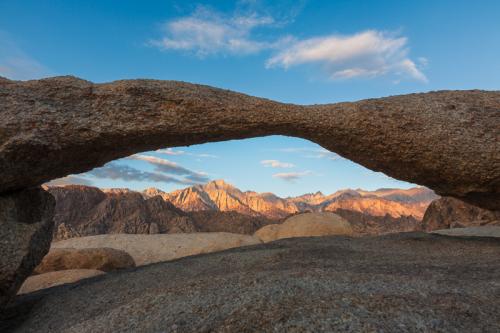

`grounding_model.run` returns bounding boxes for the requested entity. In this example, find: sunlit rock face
[0,76,498,209]
[147,180,300,219]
